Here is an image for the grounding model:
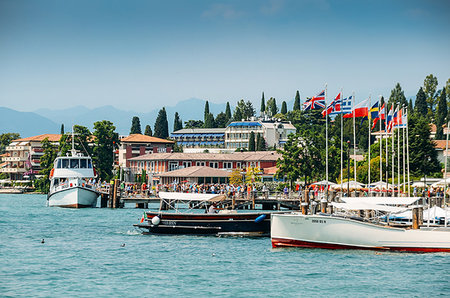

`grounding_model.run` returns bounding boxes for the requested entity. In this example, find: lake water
[1,194,449,297]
